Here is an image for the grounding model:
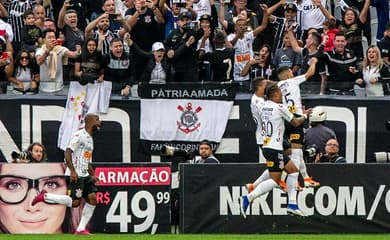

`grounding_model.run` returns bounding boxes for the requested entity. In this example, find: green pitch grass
[1,234,389,240]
